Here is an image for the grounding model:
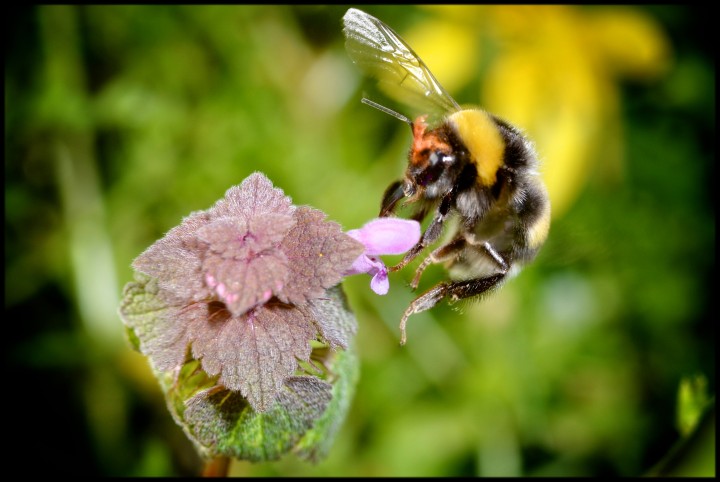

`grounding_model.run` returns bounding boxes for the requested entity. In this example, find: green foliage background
[6,5,714,476]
